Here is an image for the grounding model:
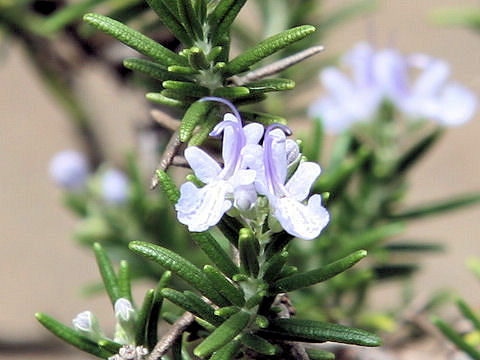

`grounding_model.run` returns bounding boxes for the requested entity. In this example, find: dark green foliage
[259,318,382,347]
